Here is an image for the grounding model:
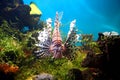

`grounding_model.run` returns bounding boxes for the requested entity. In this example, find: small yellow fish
[29,2,42,15]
